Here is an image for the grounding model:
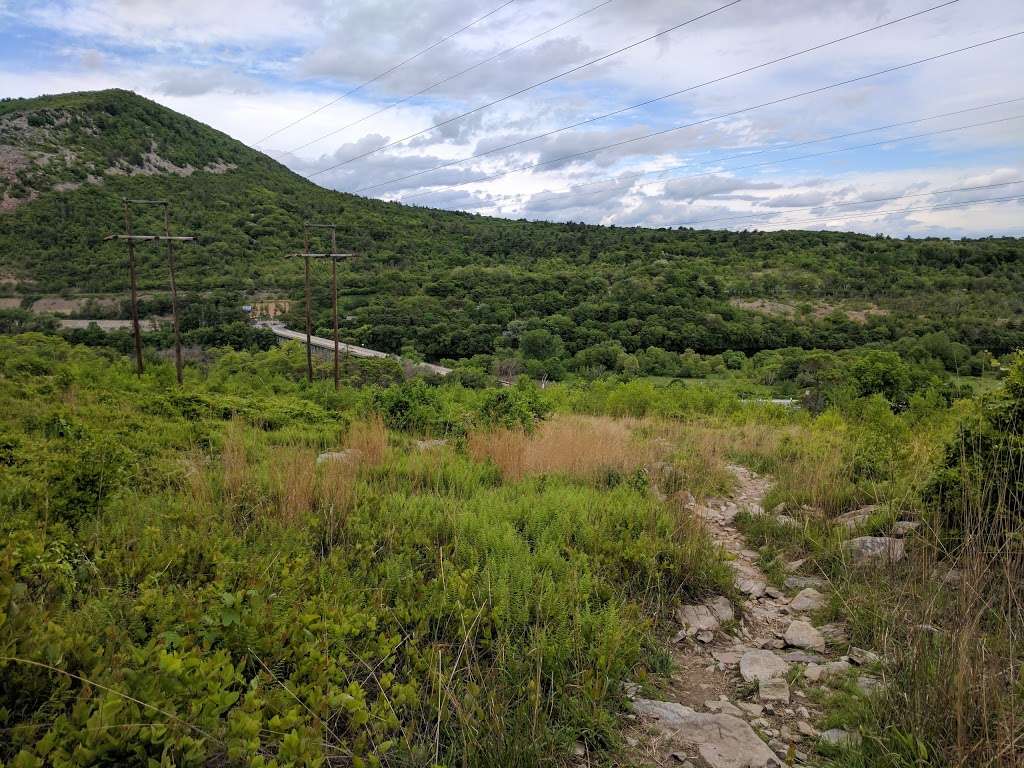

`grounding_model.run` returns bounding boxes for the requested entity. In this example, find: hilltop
[1,89,1022,364]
